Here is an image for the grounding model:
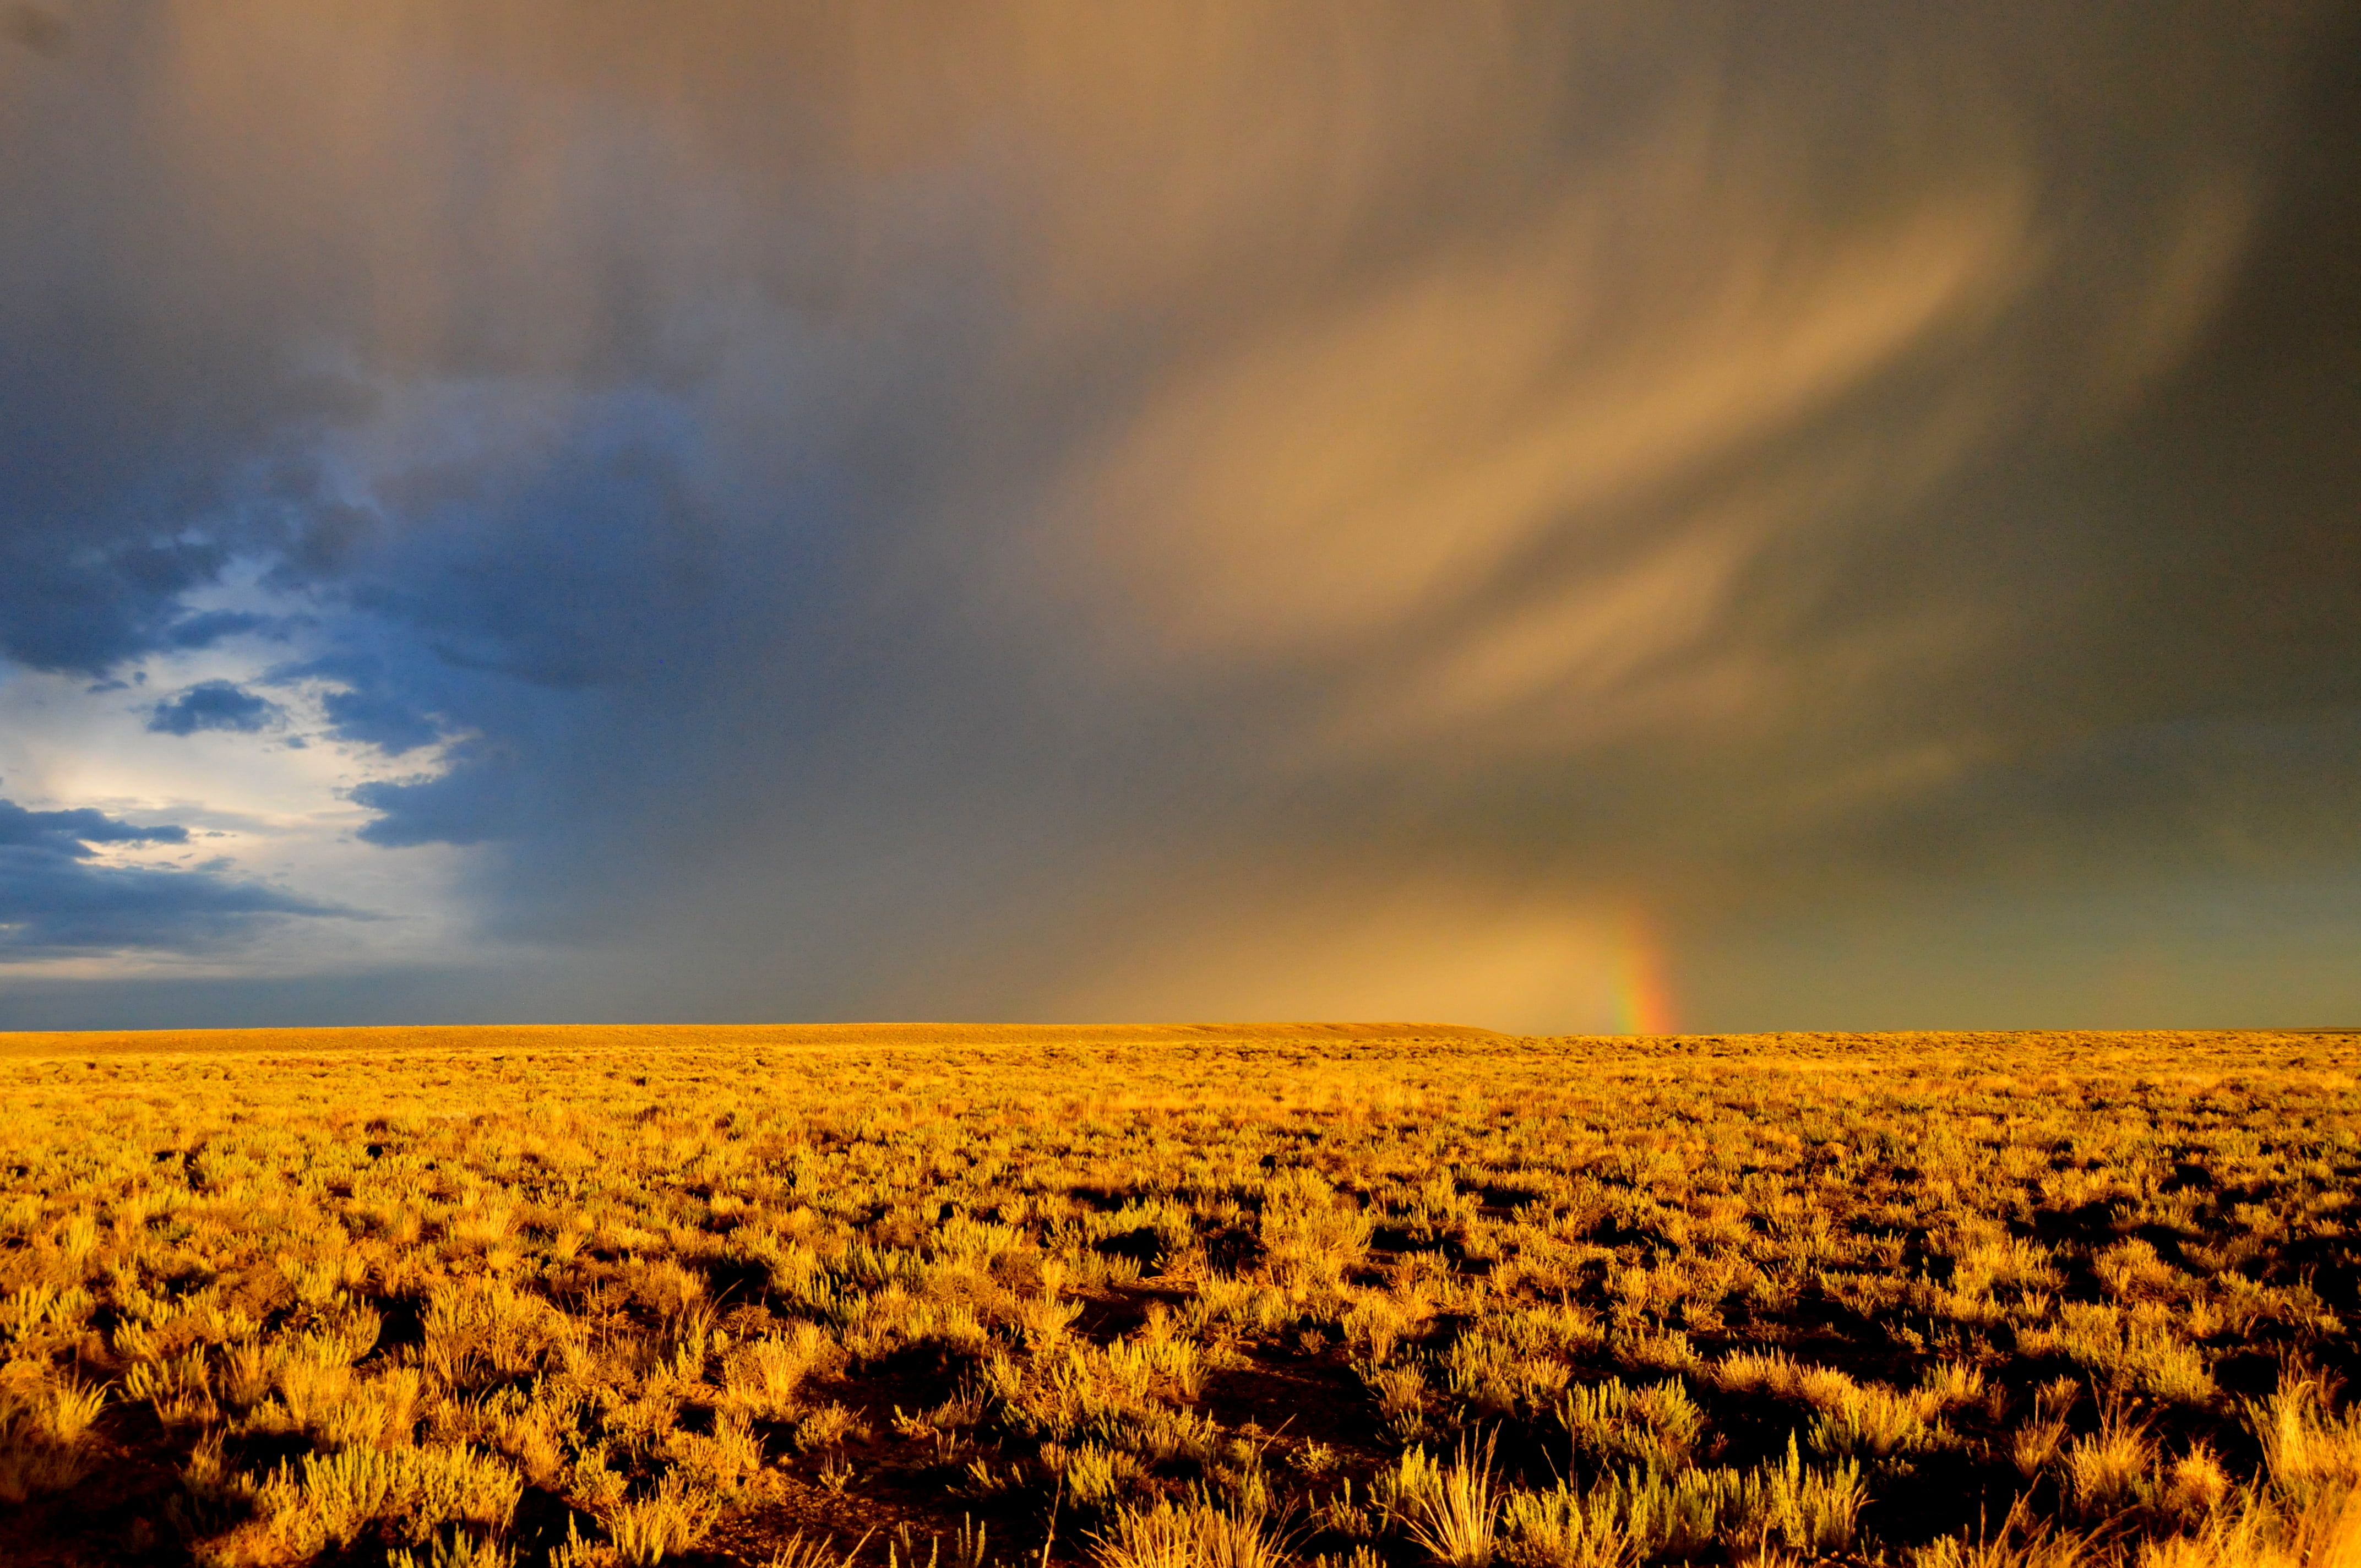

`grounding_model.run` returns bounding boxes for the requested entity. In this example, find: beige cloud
[1025,865,1652,1035]
[1053,176,2032,649]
